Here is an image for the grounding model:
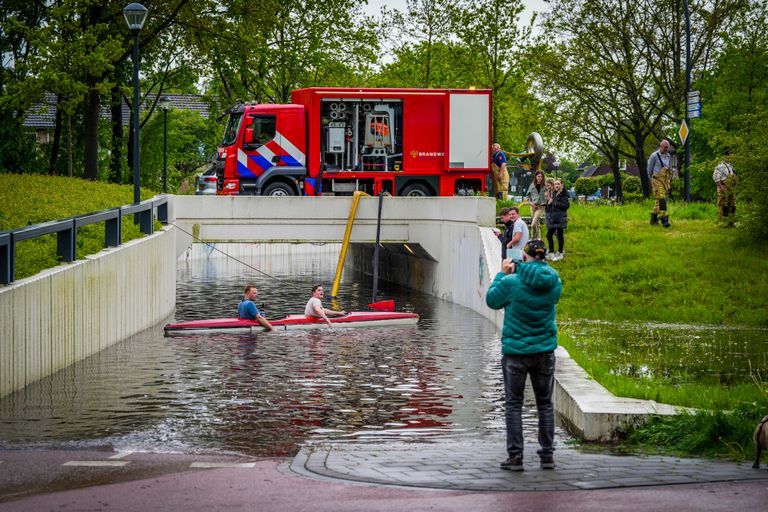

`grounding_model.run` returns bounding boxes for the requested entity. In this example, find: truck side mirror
[245,128,254,144]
